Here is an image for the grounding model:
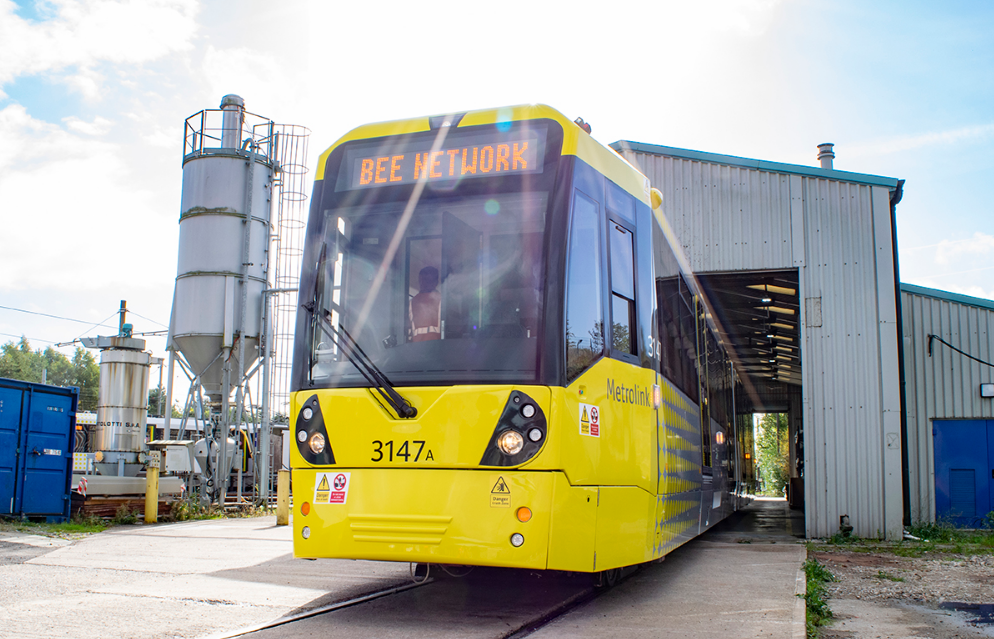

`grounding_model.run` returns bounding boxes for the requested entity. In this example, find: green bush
[111,505,138,526]
[803,558,836,638]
